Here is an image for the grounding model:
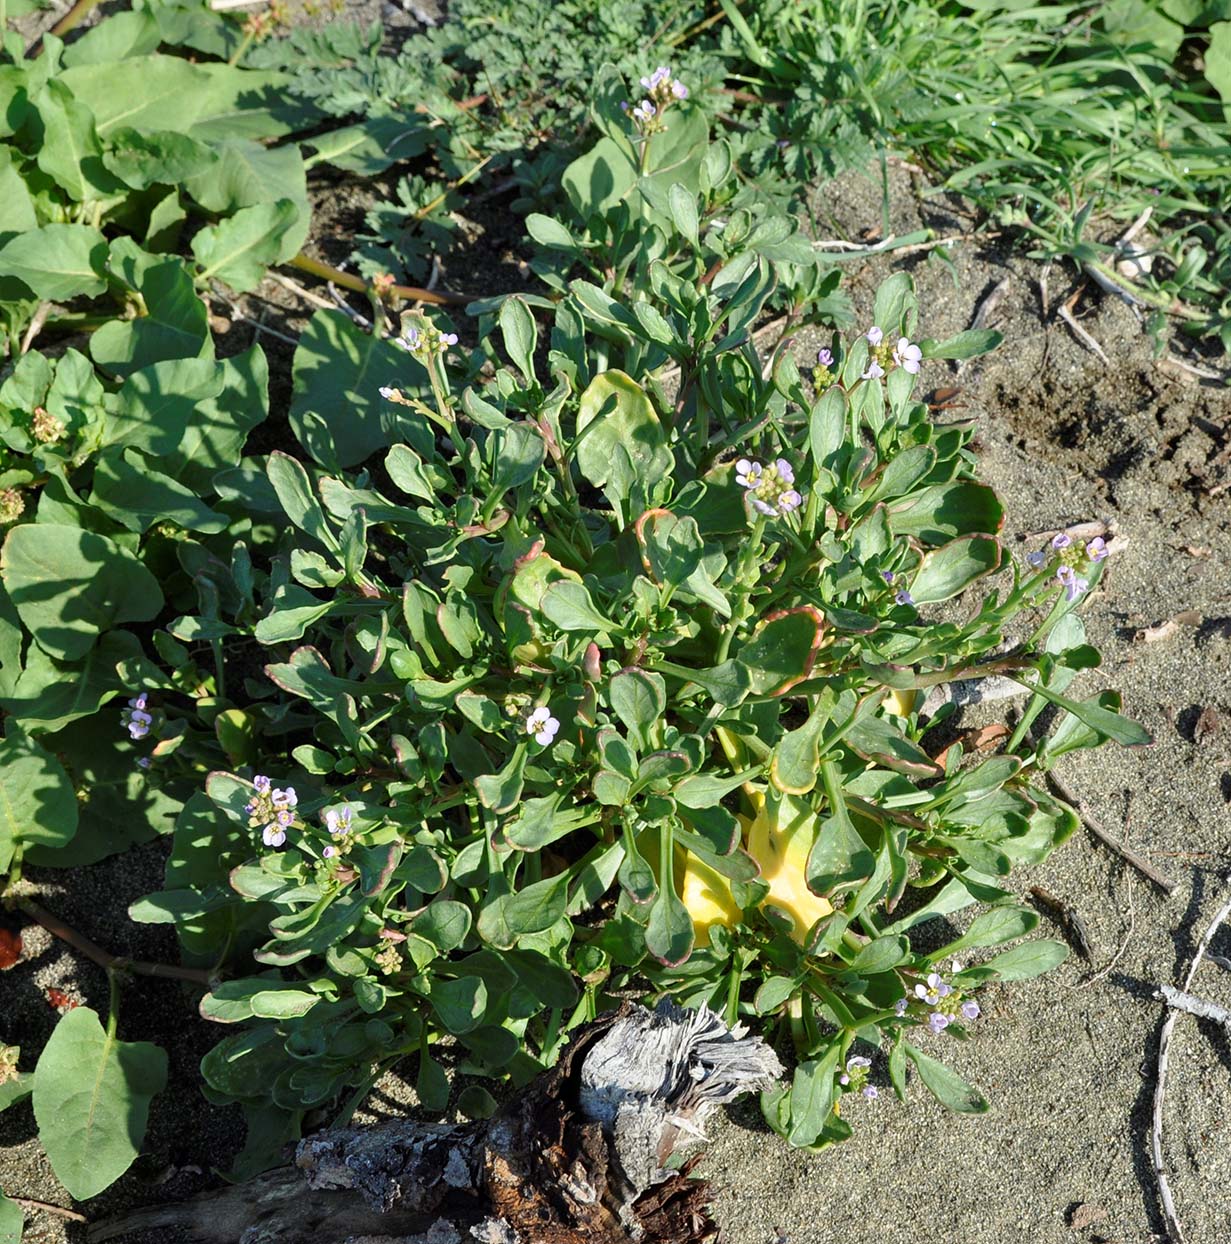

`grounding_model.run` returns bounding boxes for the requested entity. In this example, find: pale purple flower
[735,458,762,489]
[123,693,153,740]
[527,706,560,746]
[847,1055,871,1070]
[866,326,883,346]
[671,80,688,99]
[1027,550,1046,568]
[632,100,656,122]
[441,332,458,347]
[862,360,885,381]
[893,337,923,374]
[137,756,151,770]
[253,775,272,795]
[774,458,794,485]
[882,570,895,584]
[272,787,298,810]
[379,386,396,400]
[641,67,670,90]
[324,805,353,836]
[961,999,980,1021]
[895,589,914,607]
[839,1072,850,1086]
[751,496,778,517]
[276,809,295,828]
[863,1085,879,1100]
[895,997,909,1016]
[928,1011,951,1034]
[1057,564,1088,602]
[778,489,802,513]
[1086,536,1108,562]
[400,326,421,351]
[817,348,833,367]
[322,844,337,860]
[1051,532,1072,550]
[263,824,286,848]
[915,972,951,1005]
